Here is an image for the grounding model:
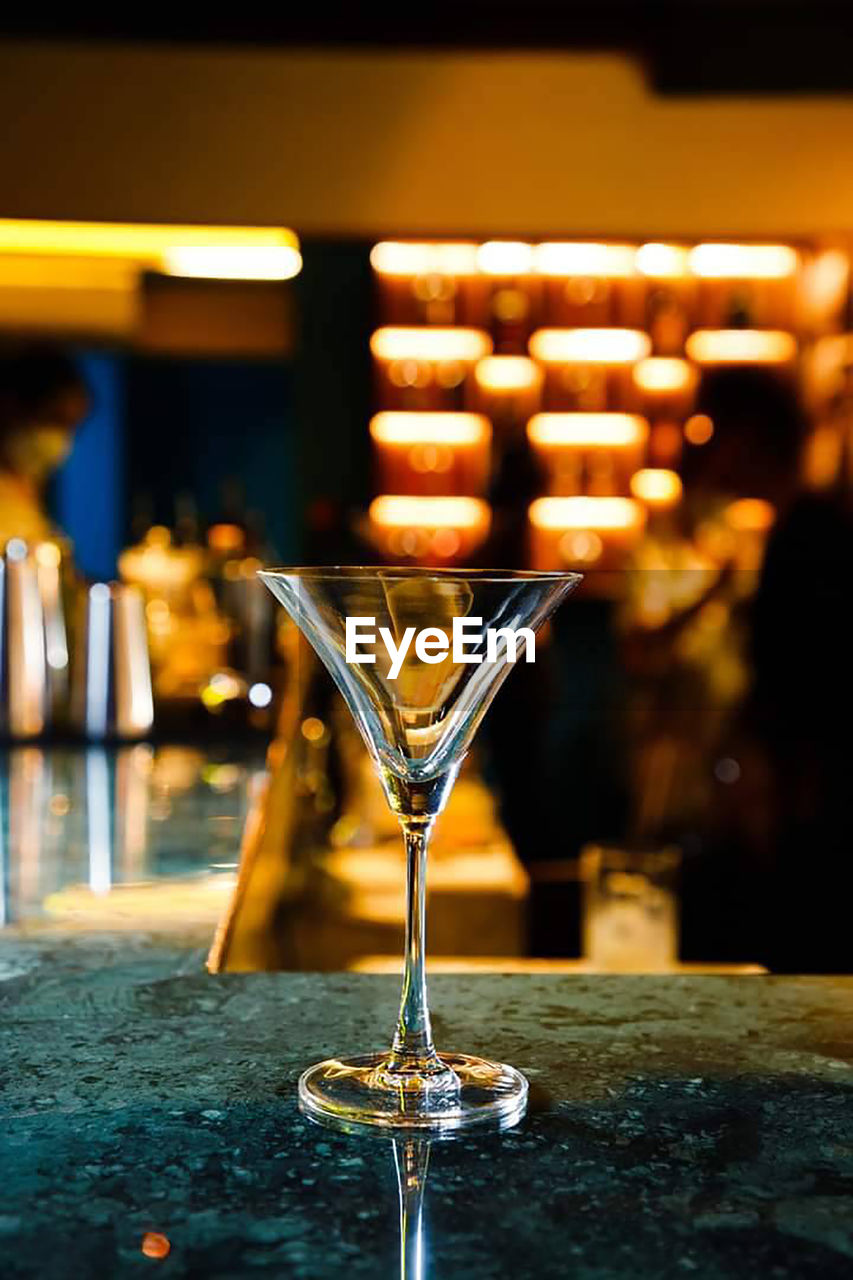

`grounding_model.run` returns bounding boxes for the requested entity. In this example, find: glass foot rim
[298,1051,528,1134]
